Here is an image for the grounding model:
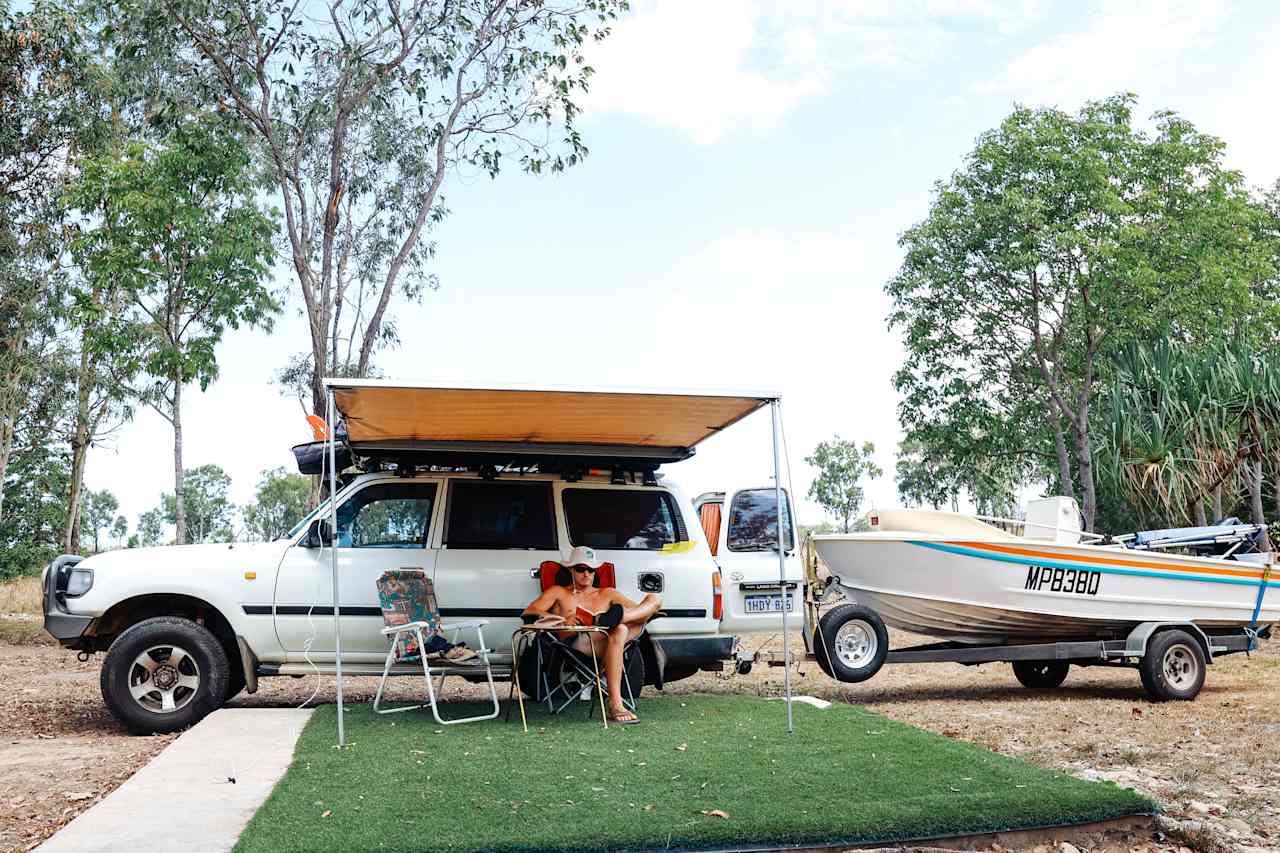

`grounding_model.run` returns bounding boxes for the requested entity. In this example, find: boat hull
[813,535,1279,644]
